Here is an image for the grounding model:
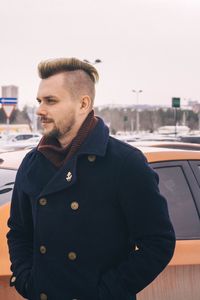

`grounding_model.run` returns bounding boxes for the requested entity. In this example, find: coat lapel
[24,118,109,198]
[38,156,78,197]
